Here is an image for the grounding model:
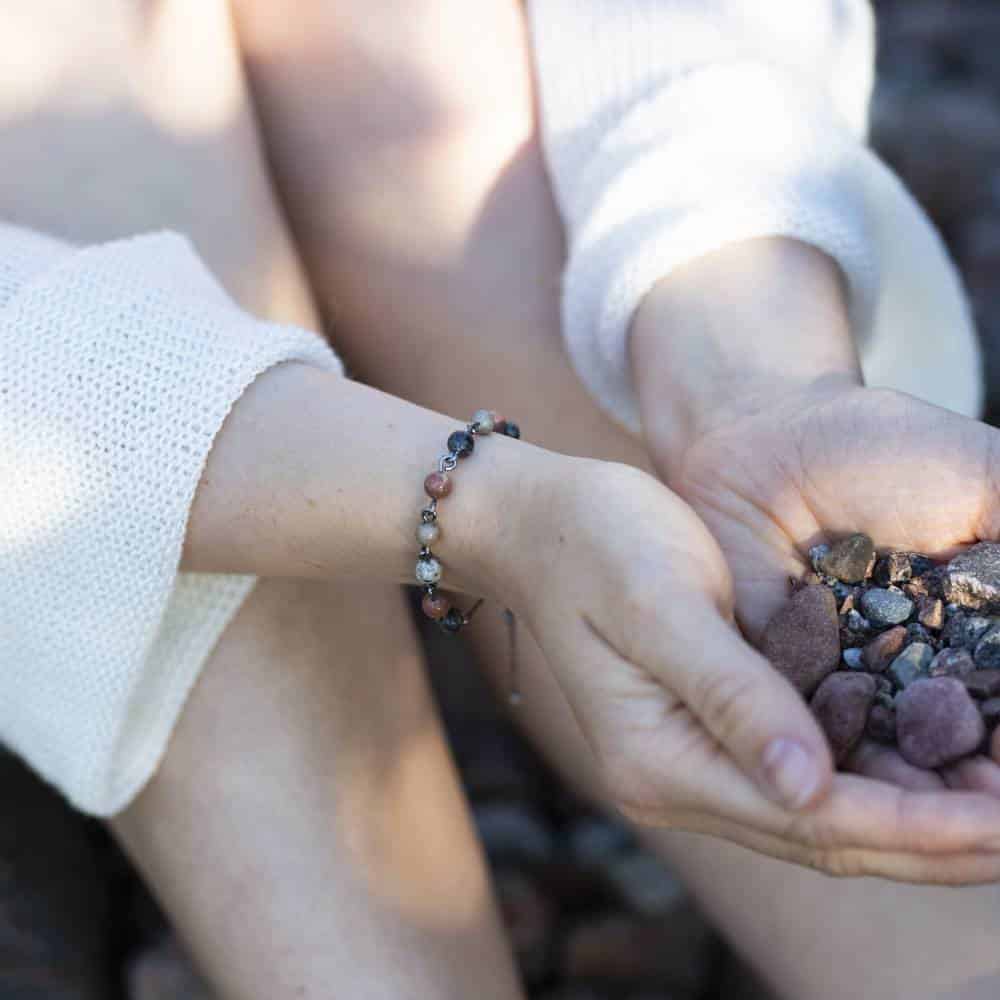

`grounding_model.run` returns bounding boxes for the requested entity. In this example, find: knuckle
[690,670,758,743]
